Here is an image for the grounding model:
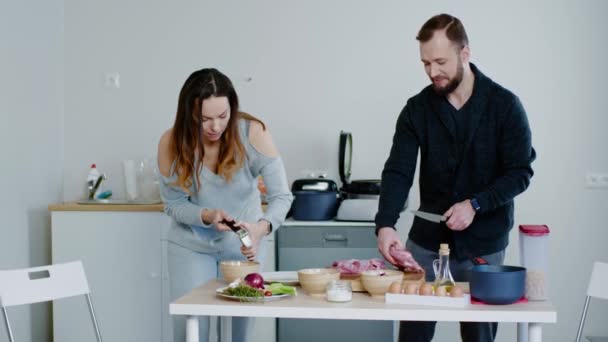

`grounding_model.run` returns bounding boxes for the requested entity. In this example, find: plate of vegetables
[216,272,297,302]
